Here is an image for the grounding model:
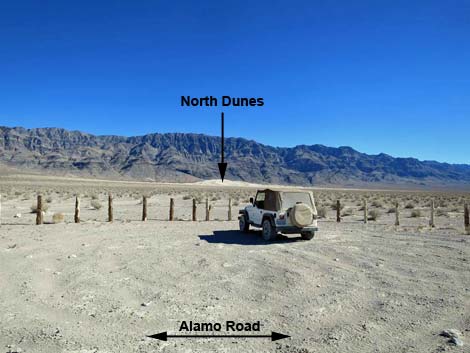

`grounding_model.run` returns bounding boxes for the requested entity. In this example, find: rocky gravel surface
[1,218,469,352]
